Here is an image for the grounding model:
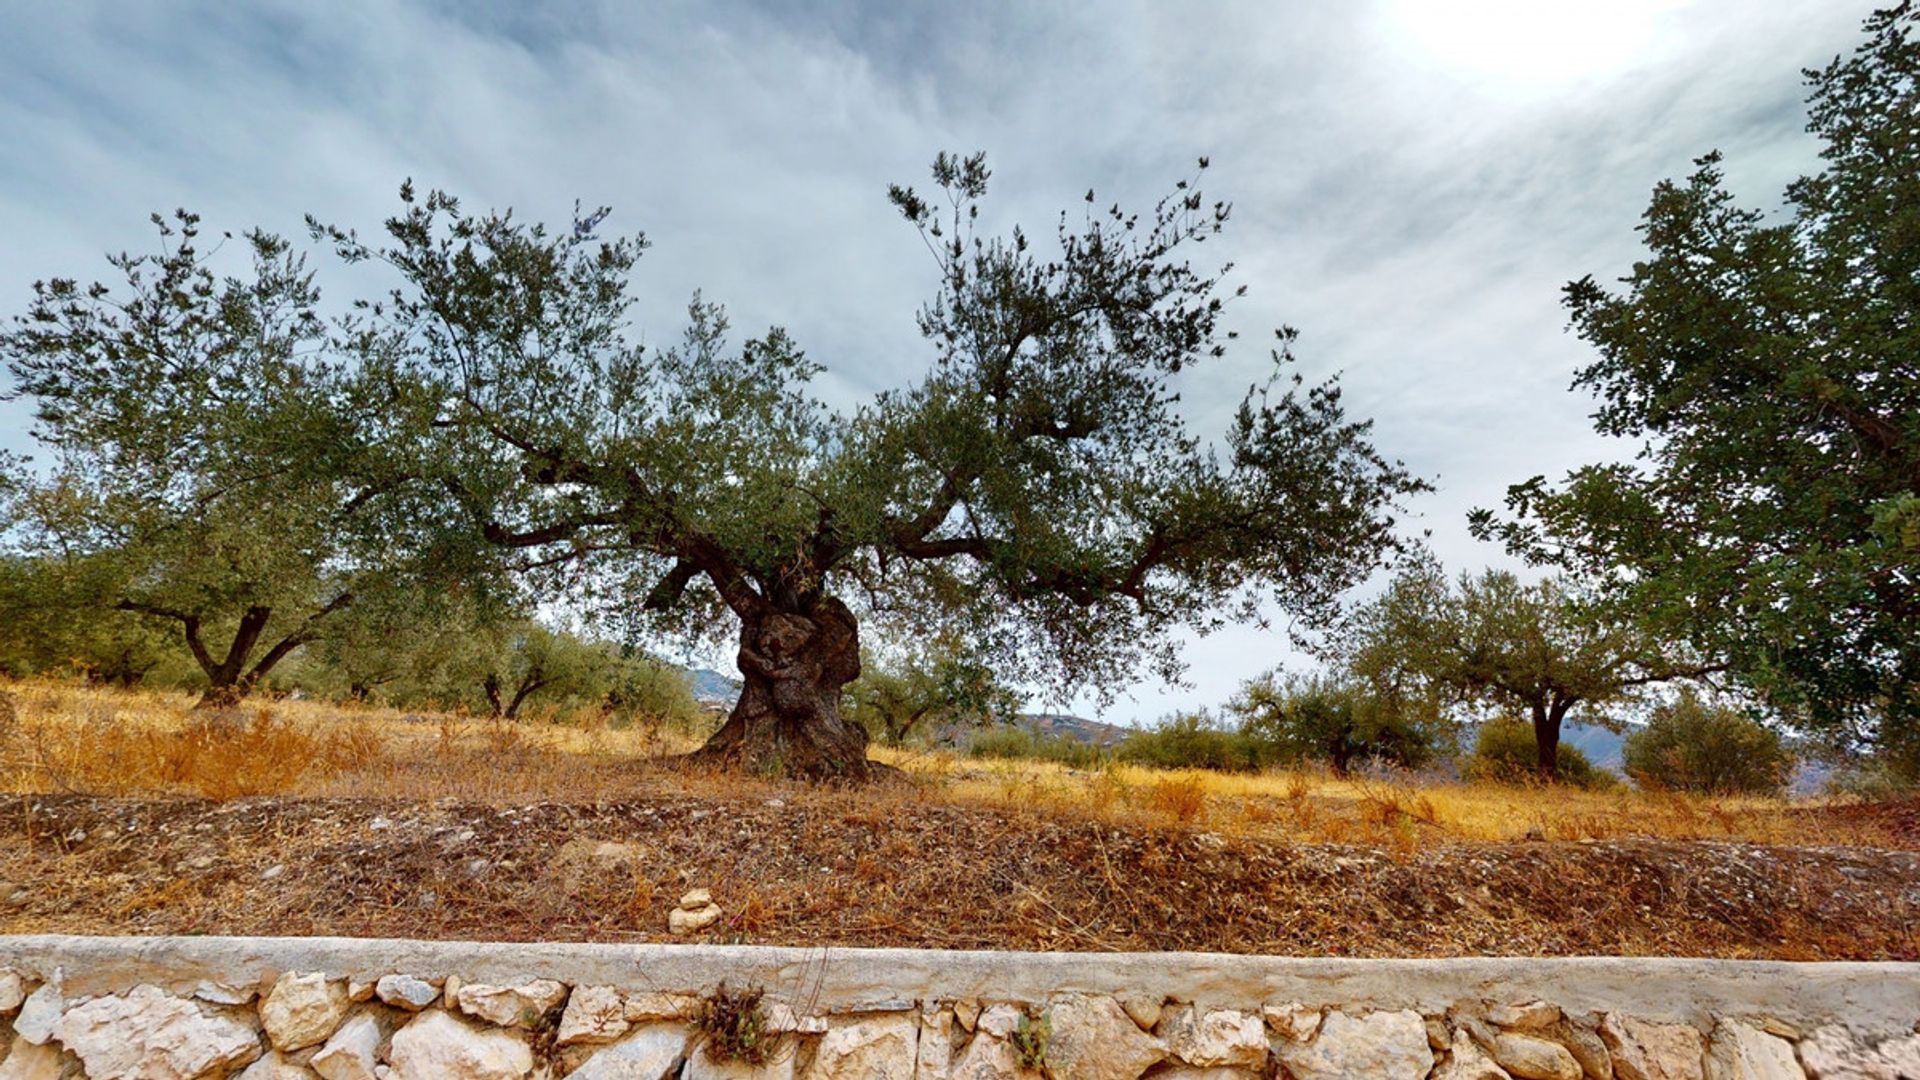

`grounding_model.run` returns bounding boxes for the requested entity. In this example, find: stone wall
[0,935,1916,1079]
